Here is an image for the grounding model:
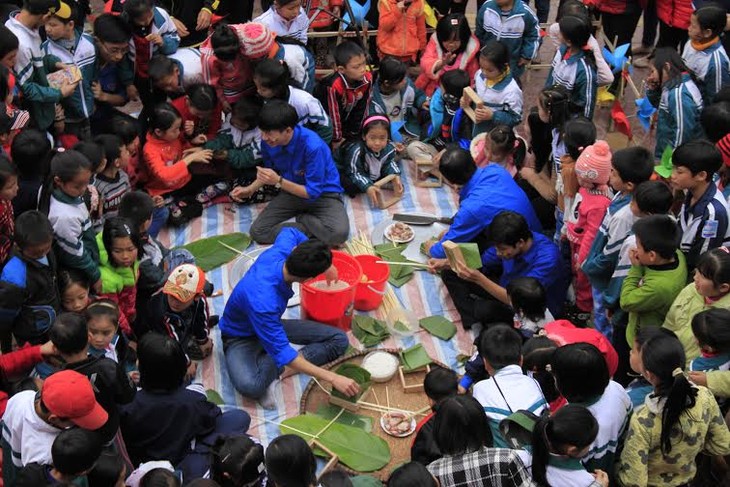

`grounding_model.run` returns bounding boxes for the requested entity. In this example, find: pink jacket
[200,24,255,104]
[415,34,480,96]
